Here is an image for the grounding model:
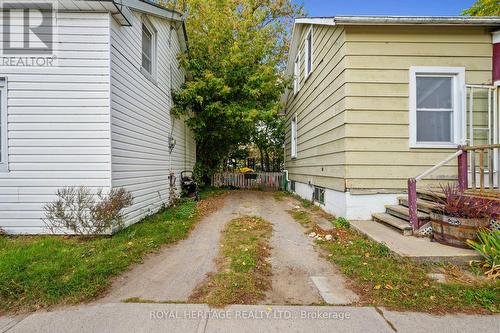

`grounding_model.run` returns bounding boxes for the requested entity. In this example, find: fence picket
[212,172,284,190]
